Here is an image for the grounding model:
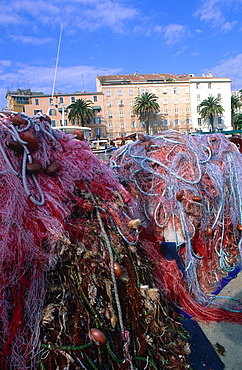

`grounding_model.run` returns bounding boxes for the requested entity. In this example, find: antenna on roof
[51,25,63,100]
